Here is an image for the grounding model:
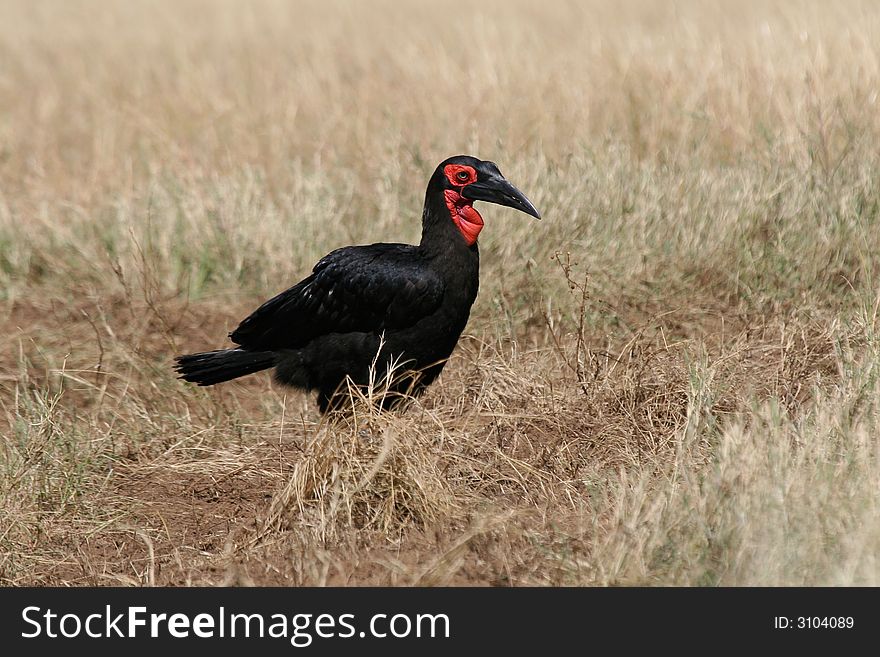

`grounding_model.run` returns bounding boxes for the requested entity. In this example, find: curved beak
[461,176,541,219]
